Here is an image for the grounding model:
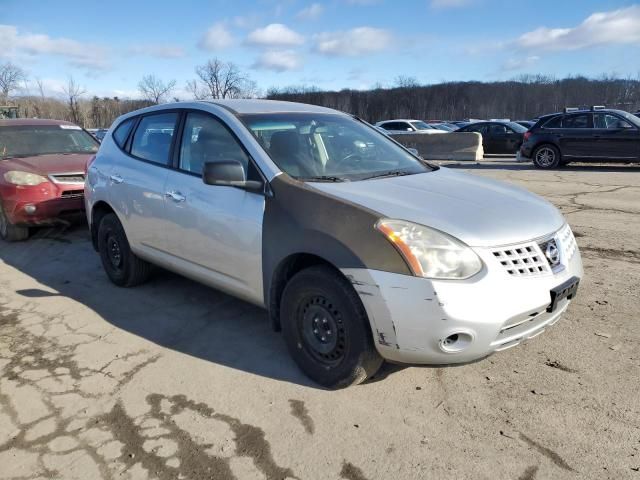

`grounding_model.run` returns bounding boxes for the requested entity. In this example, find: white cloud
[0,24,110,72]
[252,50,302,71]
[501,55,540,72]
[517,5,640,51]
[198,22,235,51]
[129,44,185,58]
[314,27,392,56]
[430,0,472,8]
[247,24,304,47]
[296,3,324,20]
